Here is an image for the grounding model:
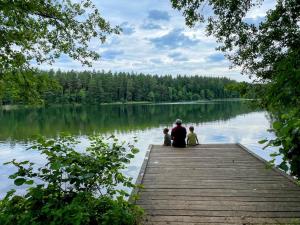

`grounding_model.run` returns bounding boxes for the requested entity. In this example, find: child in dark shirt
[163,128,171,146]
